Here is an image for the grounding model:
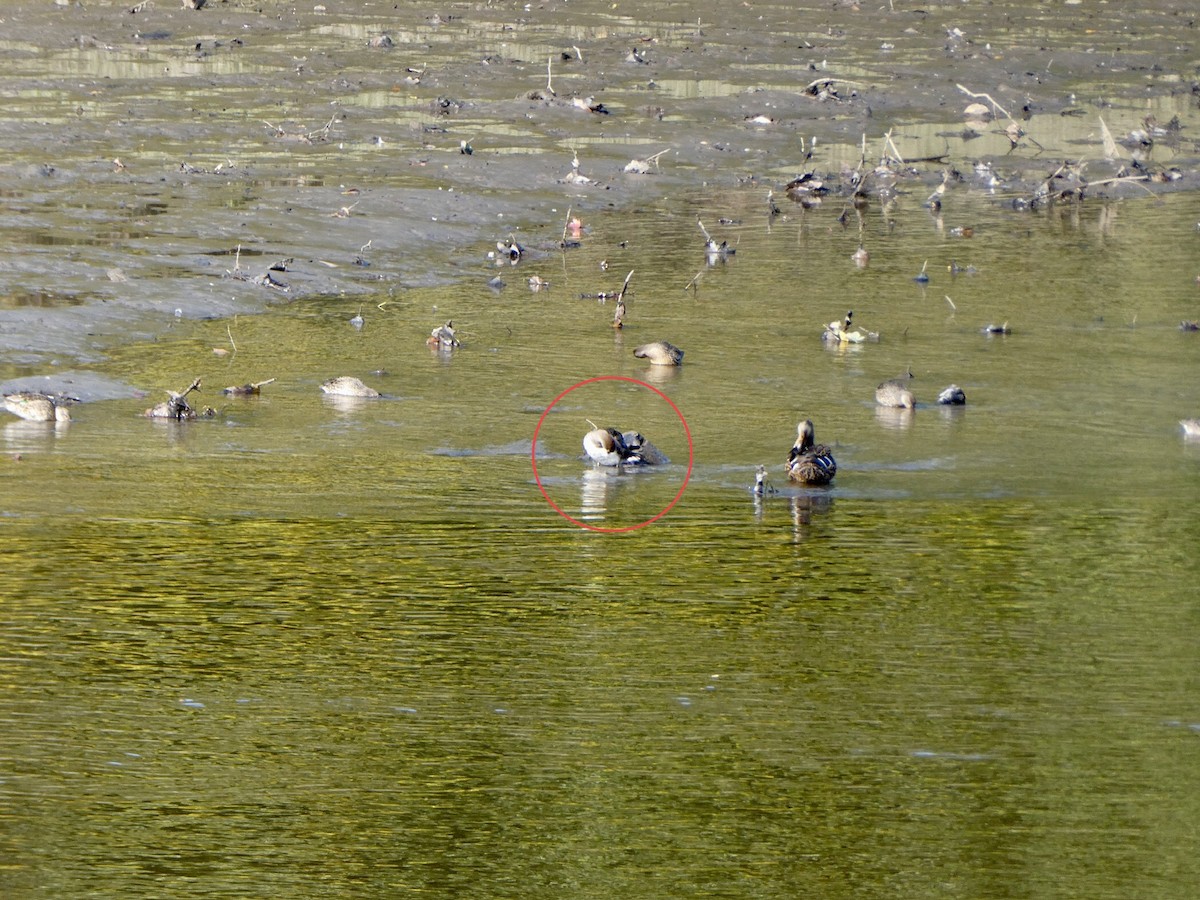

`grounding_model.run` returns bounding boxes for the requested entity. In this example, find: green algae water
[3,0,1200,897]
